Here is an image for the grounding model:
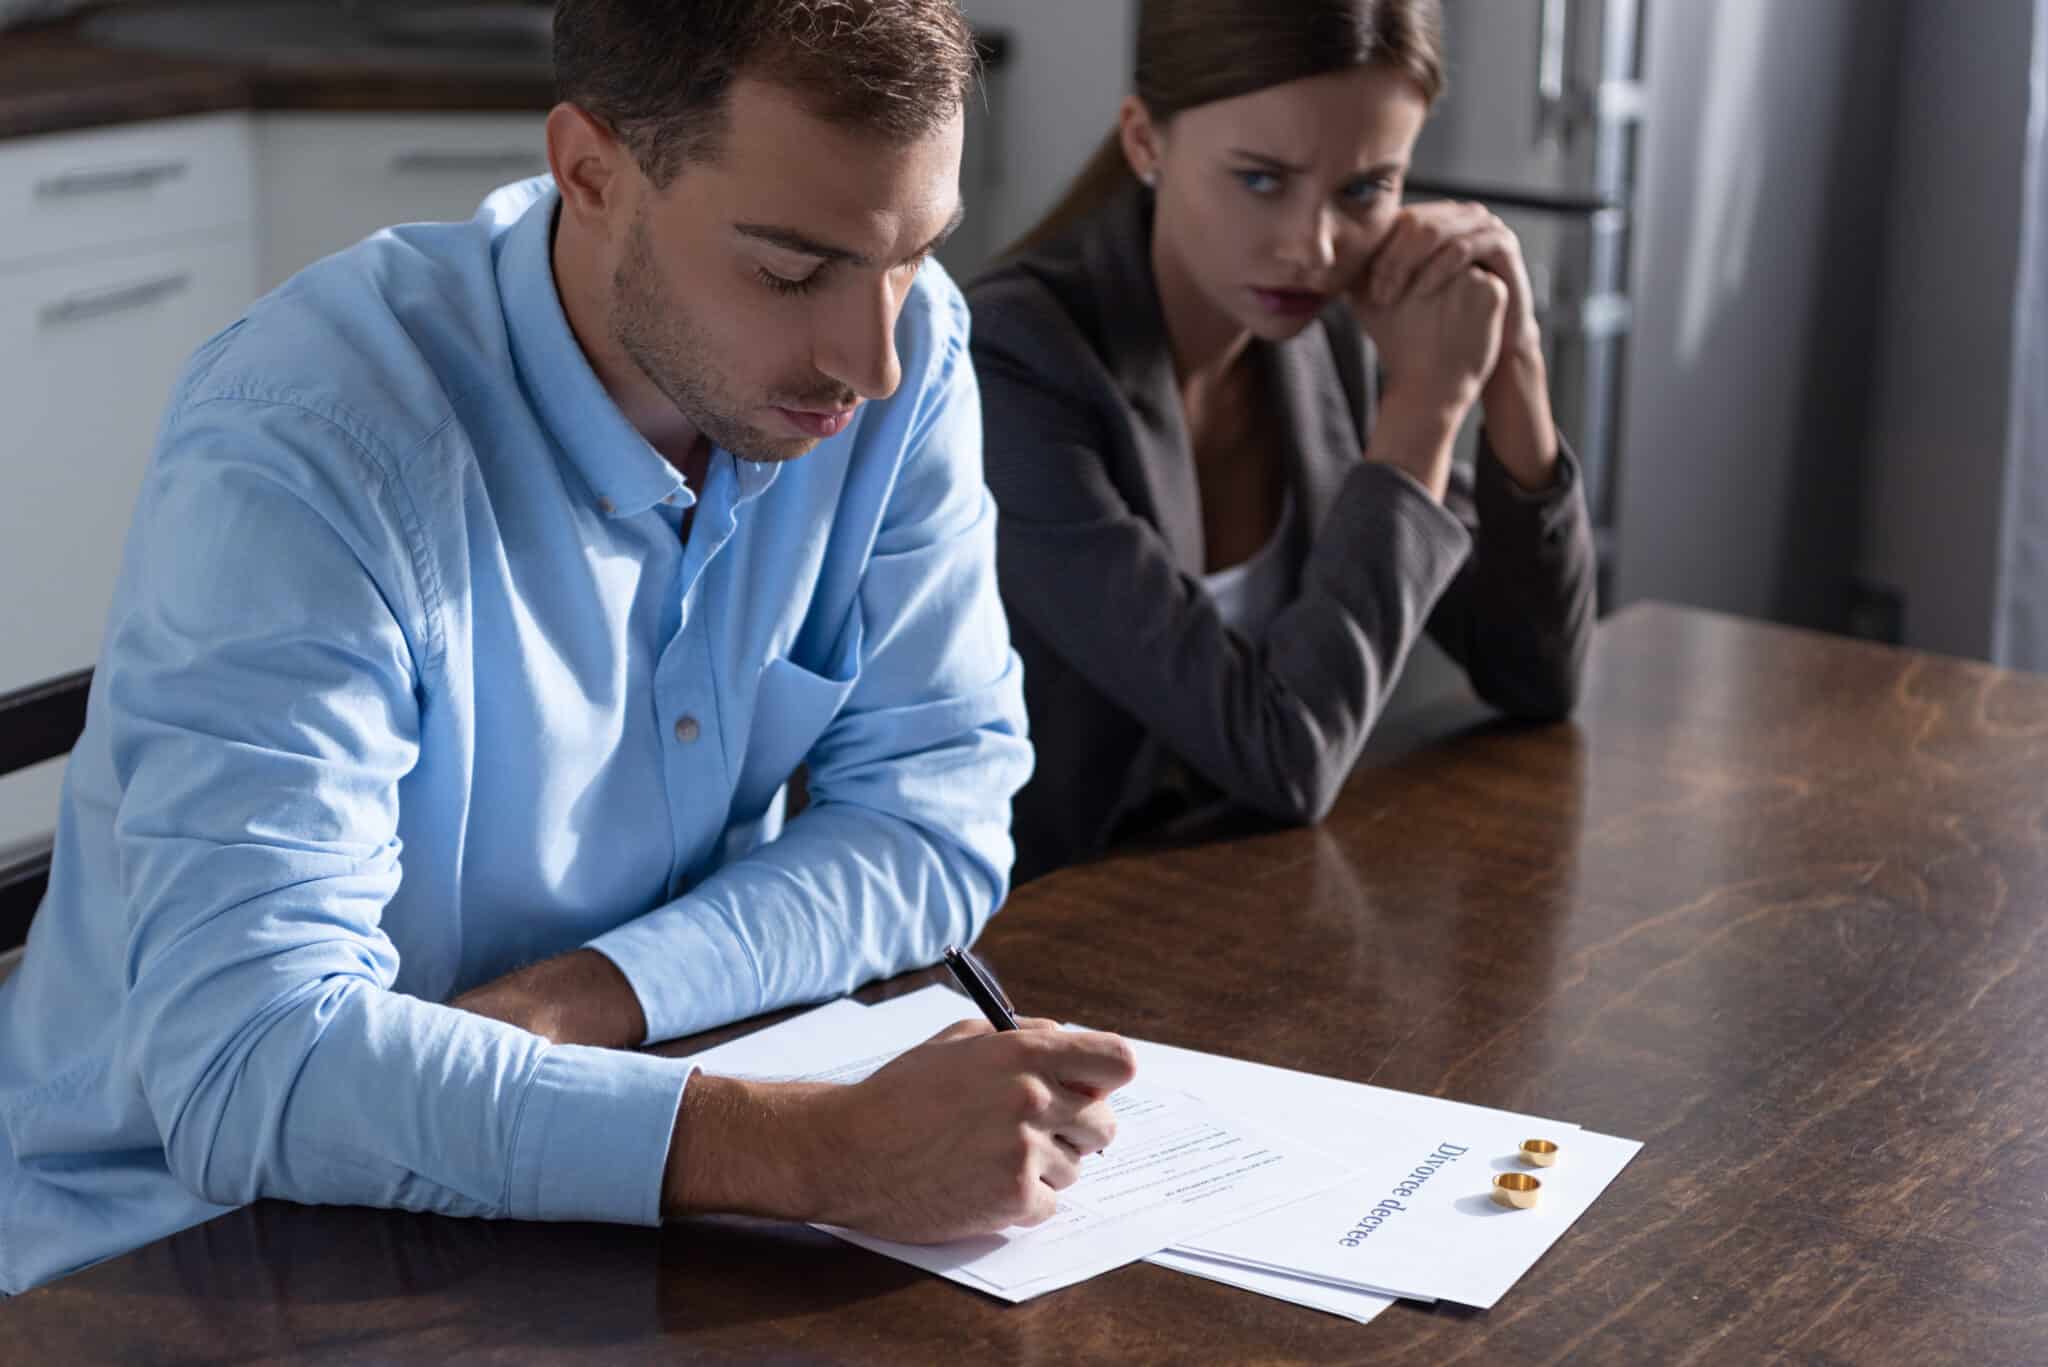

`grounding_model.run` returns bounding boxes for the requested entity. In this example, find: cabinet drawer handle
[39,272,193,328]
[34,160,191,199]
[388,150,545,176]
